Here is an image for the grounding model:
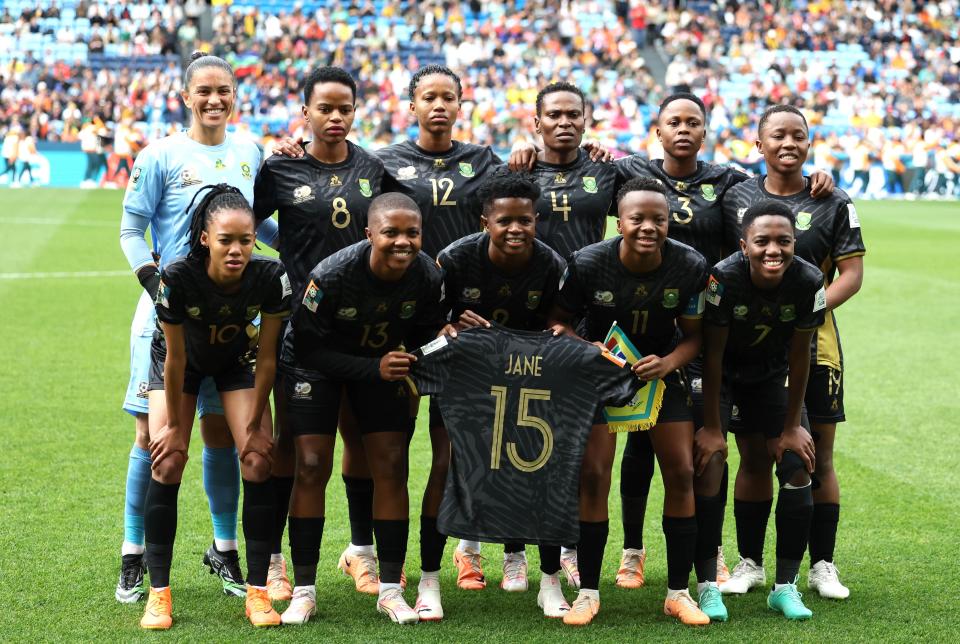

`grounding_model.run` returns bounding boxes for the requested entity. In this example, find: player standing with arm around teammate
[280,193,443,626]
[139,186,291,630]
[252,66,391,601]
[550,177,710,626]
[412,172,569,620]
[702,200,826,620]
[116,51,288,602]
[720,105,863,600]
